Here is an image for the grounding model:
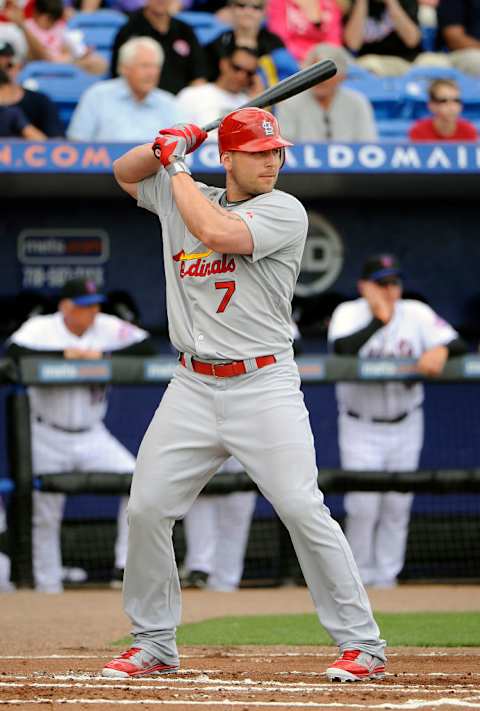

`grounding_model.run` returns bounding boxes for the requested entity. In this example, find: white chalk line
[2,697,480,708]
[1,678,480,703]
[1,676,480,693]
